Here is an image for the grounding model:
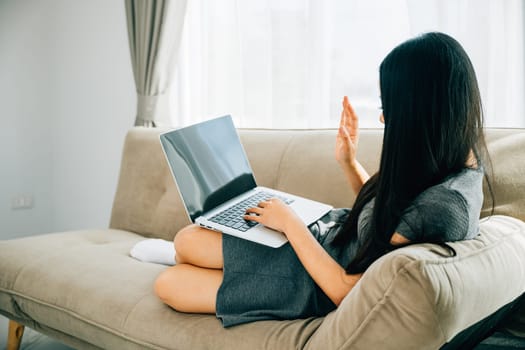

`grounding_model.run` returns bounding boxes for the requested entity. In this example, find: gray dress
[216,167,484,327]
